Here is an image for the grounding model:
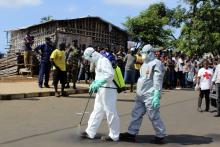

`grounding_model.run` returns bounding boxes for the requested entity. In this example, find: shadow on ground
[16,98,40,101]
[59,133,216,146]
[136,134,213,145]
[180,88,195,91]
[68,95,95,99]
[1,98,40,101]
[60,133,112,146]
